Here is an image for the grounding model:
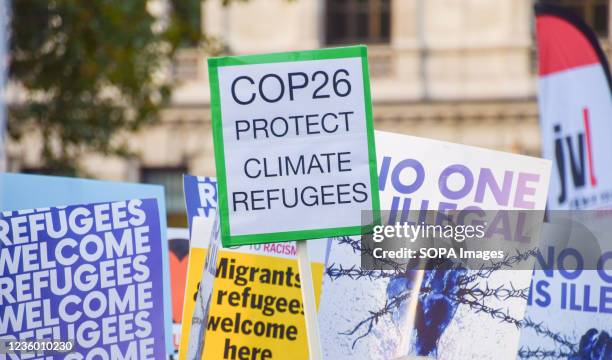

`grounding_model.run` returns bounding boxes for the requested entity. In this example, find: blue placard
[0,198,167,358]
[0,173,173,354]
[183,175,217,233]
